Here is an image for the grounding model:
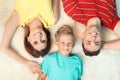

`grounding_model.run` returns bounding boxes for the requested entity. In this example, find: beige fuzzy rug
[0,0,120,80]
